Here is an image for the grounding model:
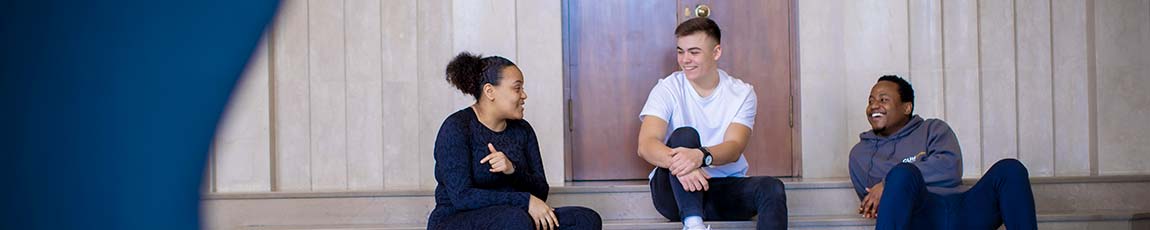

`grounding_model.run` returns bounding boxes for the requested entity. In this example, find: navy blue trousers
[649,127,788,230]
[876,159,1037,230]
[432,206,602,230]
